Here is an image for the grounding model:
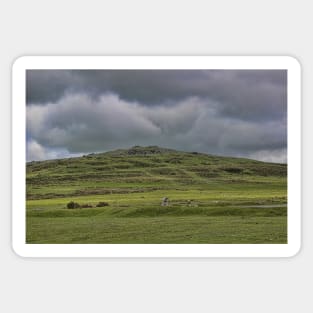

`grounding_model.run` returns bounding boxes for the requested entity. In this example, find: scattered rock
[161,197,169,206]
